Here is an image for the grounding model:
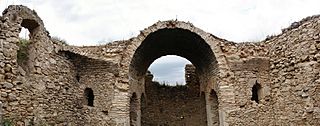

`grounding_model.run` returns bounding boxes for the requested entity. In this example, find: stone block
[2,82,13,89]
